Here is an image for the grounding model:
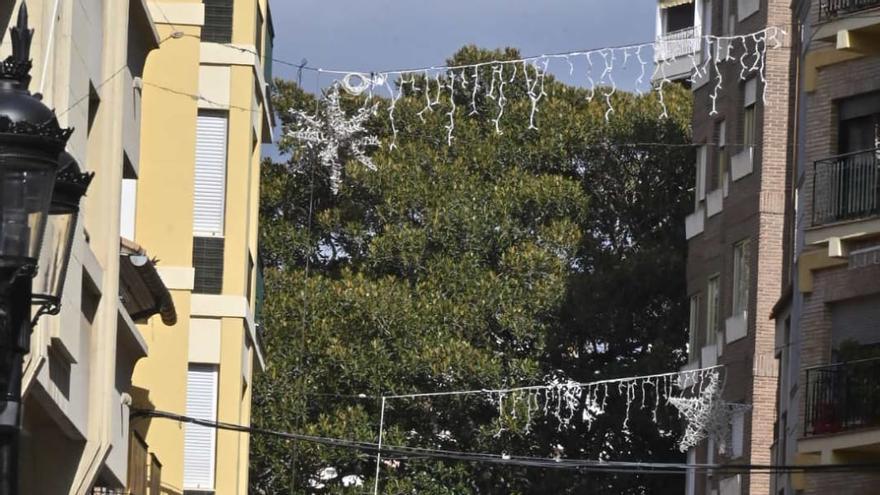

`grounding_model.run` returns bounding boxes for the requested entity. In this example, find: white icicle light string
[309,27,785,146]
[382,365,741,451]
